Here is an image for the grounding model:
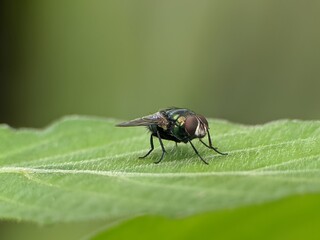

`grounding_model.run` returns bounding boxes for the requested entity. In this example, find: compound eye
[197,115,208,129]
[185,116,199,136]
